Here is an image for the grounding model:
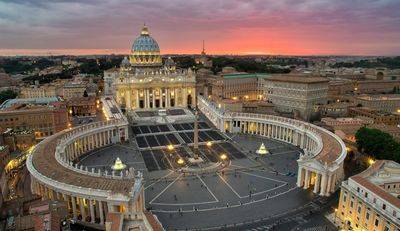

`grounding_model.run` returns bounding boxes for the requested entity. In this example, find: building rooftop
[31,127,135,195]
[0,97,61,109]
[356,94,400,101]
[266,74,329,83]
[222,73,269,79]
[351,160,400,209]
